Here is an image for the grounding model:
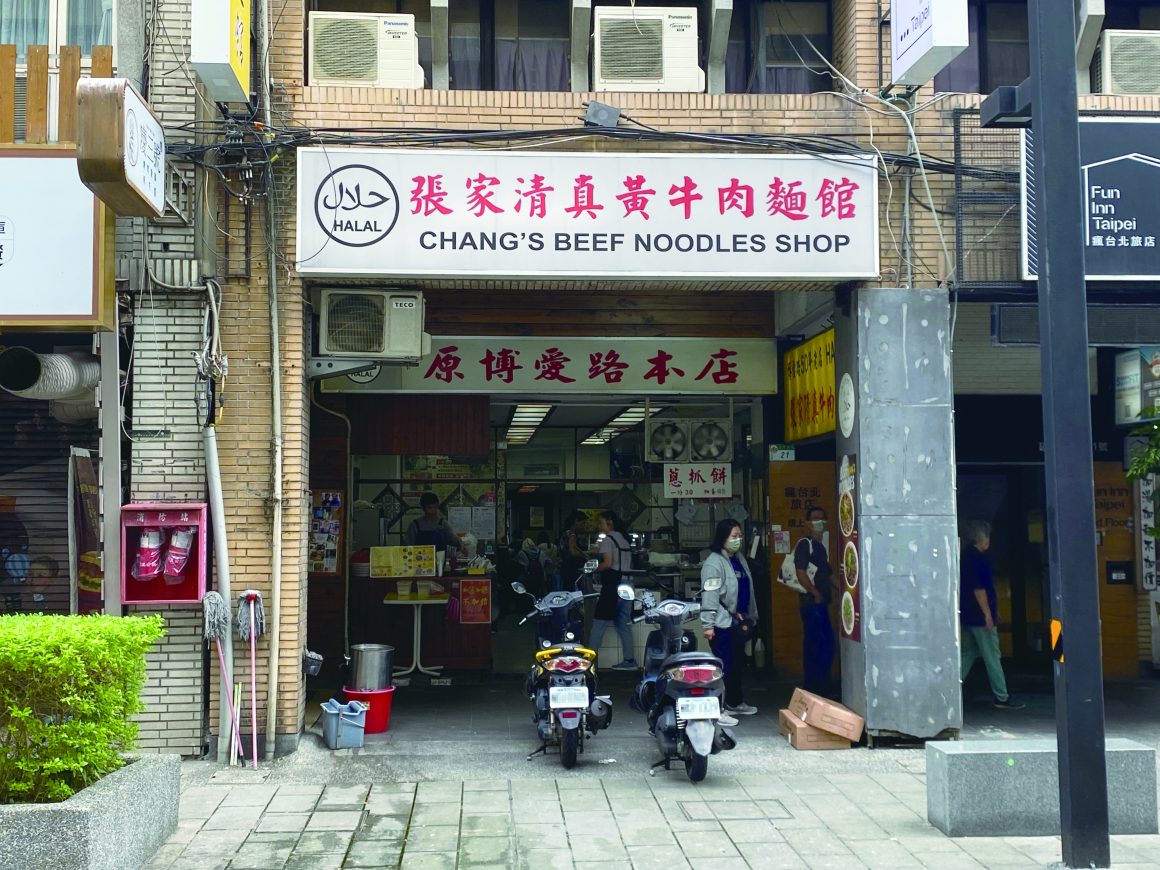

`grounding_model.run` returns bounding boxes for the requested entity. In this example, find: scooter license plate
[549,686,589,709]
[676,696,720,720]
